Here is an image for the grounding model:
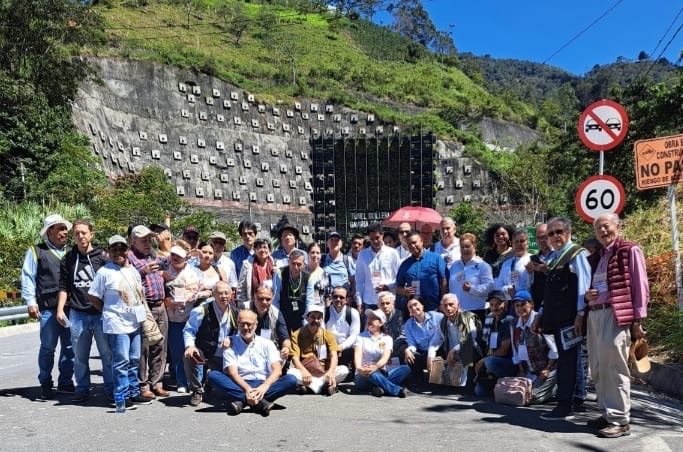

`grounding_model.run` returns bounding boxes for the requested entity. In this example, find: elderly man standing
[396,222,412,261]
[584,214,649,438]
[21,214,75,399]
[208,310,297,416]
[396,232,447,312]
[355,223,400,311]
[278,249,314,334]
[127,225,170,399]
[434,218,460,269]
[208,231,238,292]
[534,217,591,421]
[182,281,239,407]
[289,305,349,395]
